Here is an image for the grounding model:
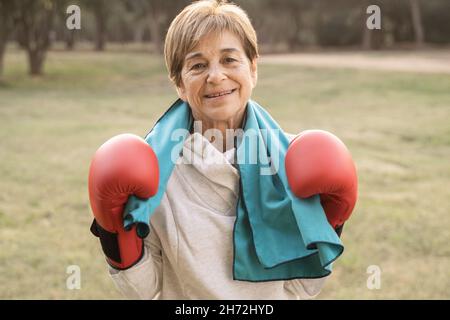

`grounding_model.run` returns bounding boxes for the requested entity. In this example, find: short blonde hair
[164,0,259,86]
